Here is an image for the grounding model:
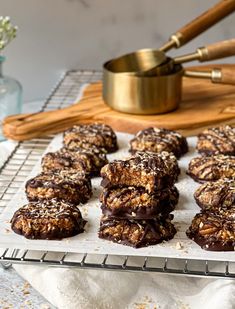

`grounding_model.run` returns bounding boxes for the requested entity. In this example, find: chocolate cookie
[194,178,235,210]
[101,152,180,193]
[187,155,235,183]
[99,215,176,248]
[25,170,92,205]
[186,209,235,251]
[11,200,86,239]
[100,186,179,219]
[63,123,118,153]
[130,127,188,158]
[42,146,108,177]
[196,125,235,155]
